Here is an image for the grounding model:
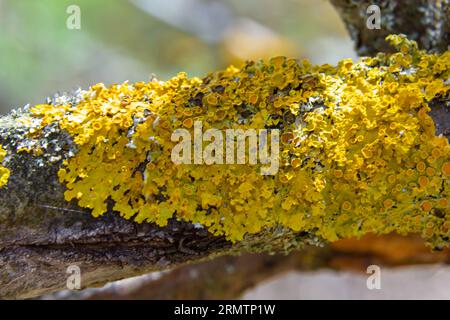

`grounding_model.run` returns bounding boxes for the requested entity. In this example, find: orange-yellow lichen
[0,145,10,188]
[25,35,450,244]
